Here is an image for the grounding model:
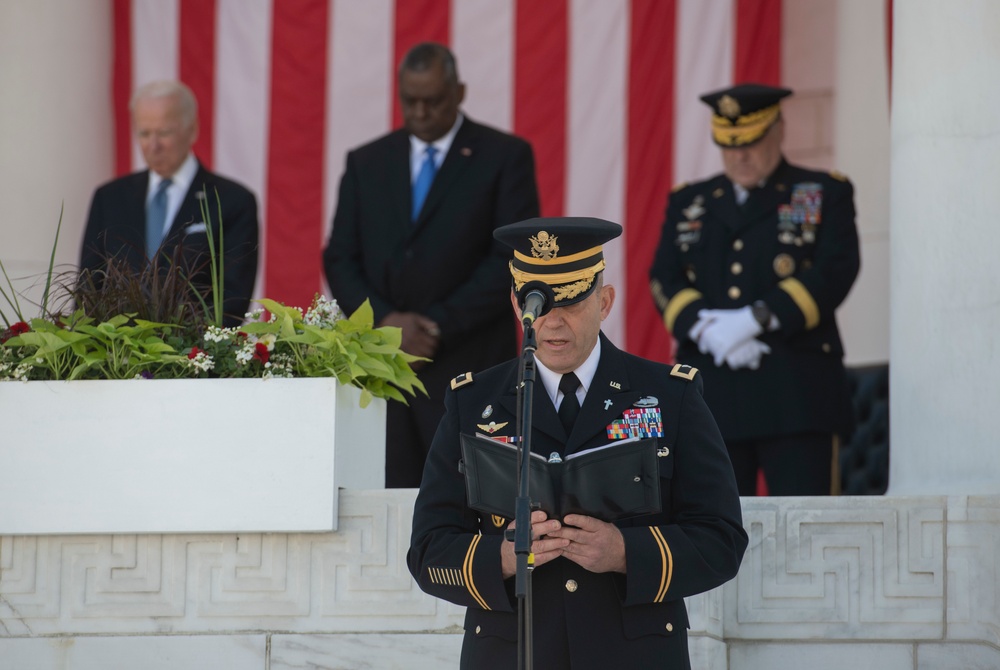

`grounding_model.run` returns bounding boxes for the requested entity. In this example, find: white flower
[257,333,277,351]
